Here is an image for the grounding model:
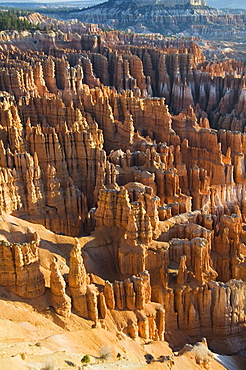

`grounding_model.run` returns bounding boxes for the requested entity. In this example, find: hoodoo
[0,7,245,370]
